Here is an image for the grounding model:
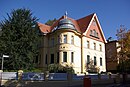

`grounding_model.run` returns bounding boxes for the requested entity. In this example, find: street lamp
[0,54,9,86]
[1,55,9,71]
